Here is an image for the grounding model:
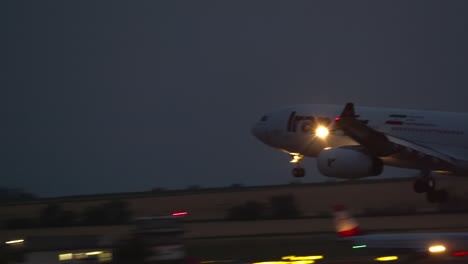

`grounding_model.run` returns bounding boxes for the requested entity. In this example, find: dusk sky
[4,1,468,197]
